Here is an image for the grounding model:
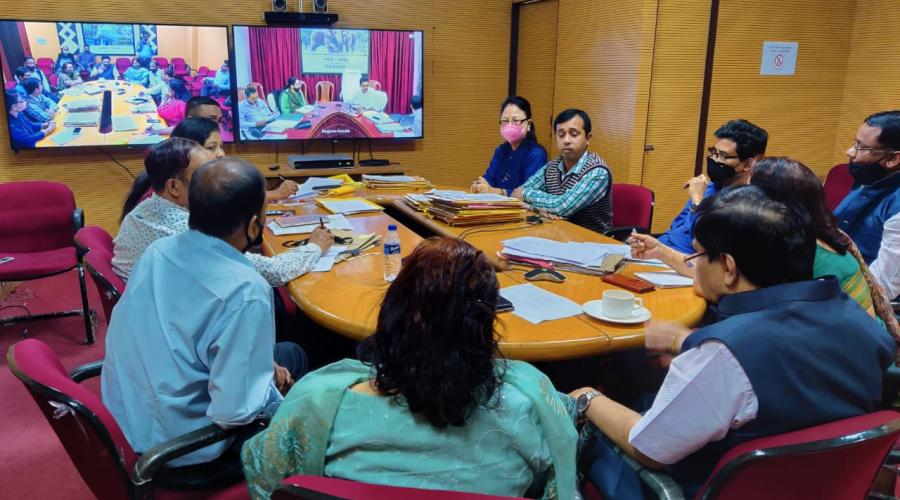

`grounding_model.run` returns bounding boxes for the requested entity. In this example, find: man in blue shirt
[201,61,231,97]
[102,157,306,489]
[574,186,894,499]
[835,110,900,263]
[657,119,767,254]
[239,85,278,134]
